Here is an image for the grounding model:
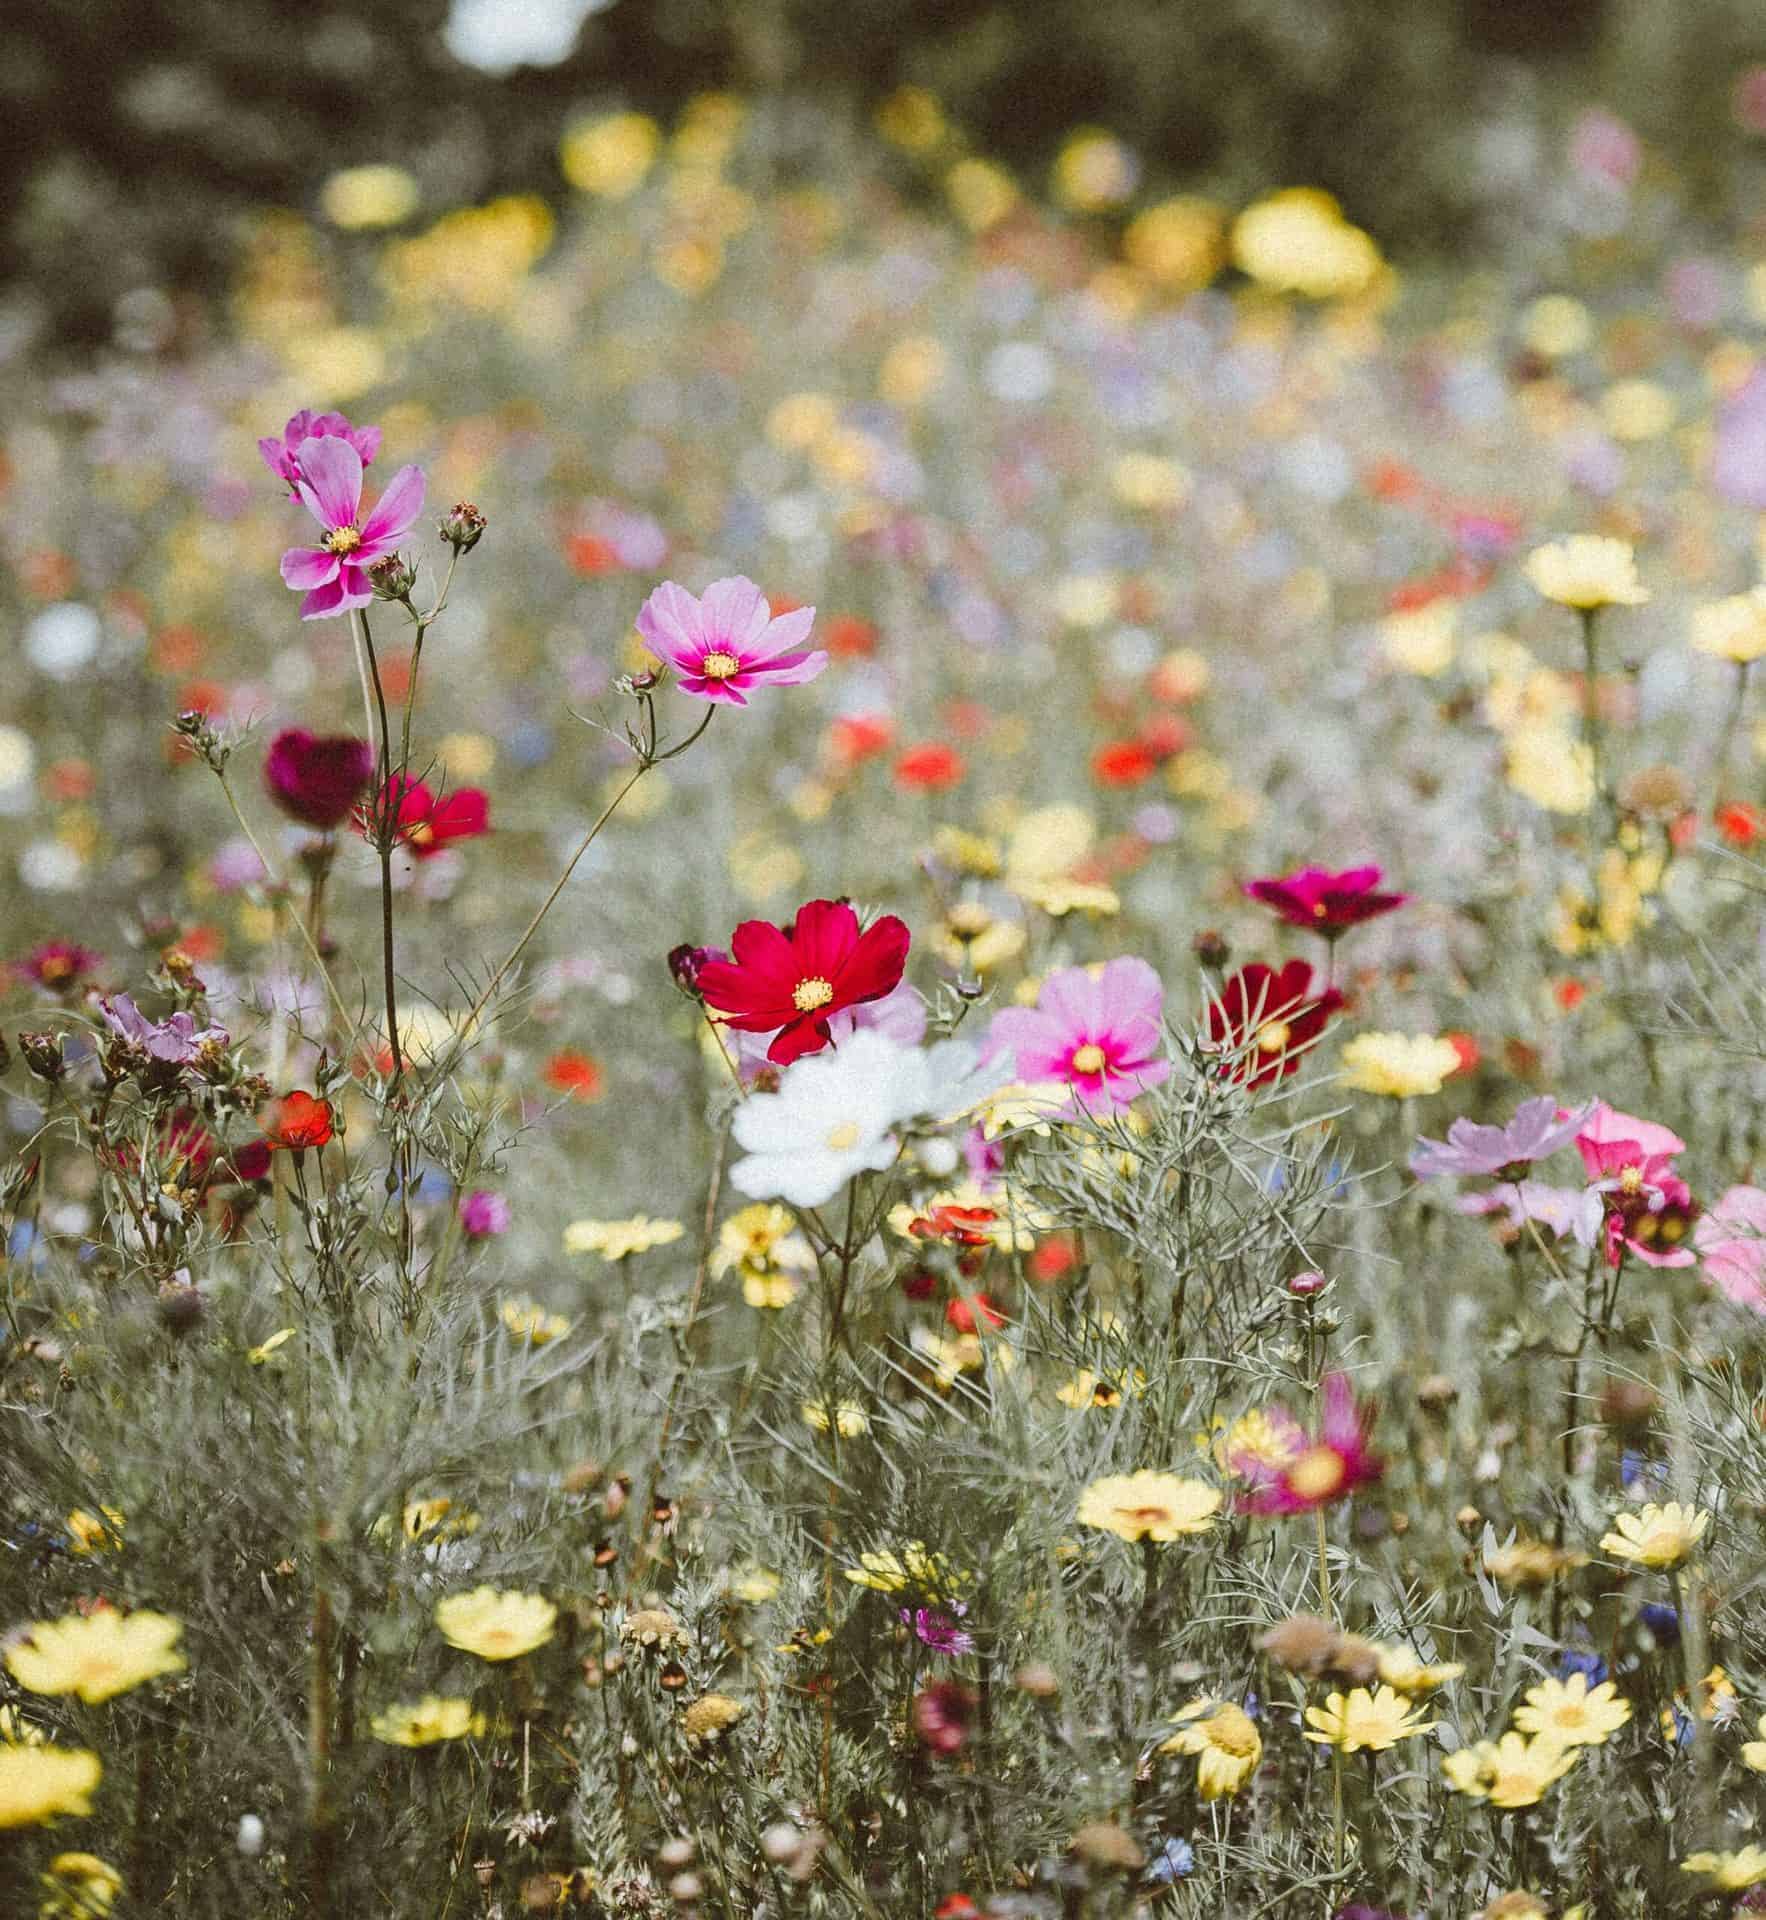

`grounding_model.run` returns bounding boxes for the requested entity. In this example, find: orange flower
[543,1050,604,1101]
[1091,740,1159,786]
[565,533,620,576]
[1717,801,1763,847]
[823,614,877,658]
[263,1091,334,1151]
